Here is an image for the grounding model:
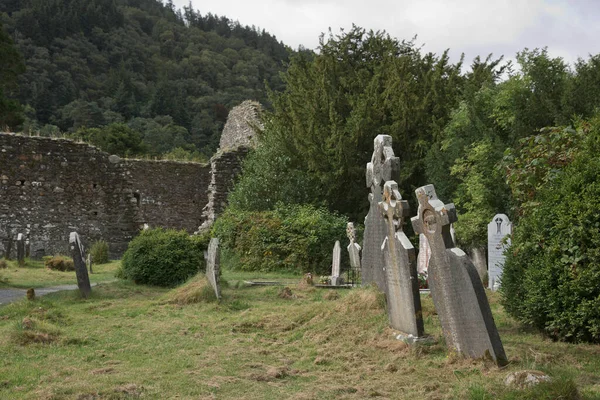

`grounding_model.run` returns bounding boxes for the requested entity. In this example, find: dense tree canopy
[0,0,291,156]
[0,20,25,128]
